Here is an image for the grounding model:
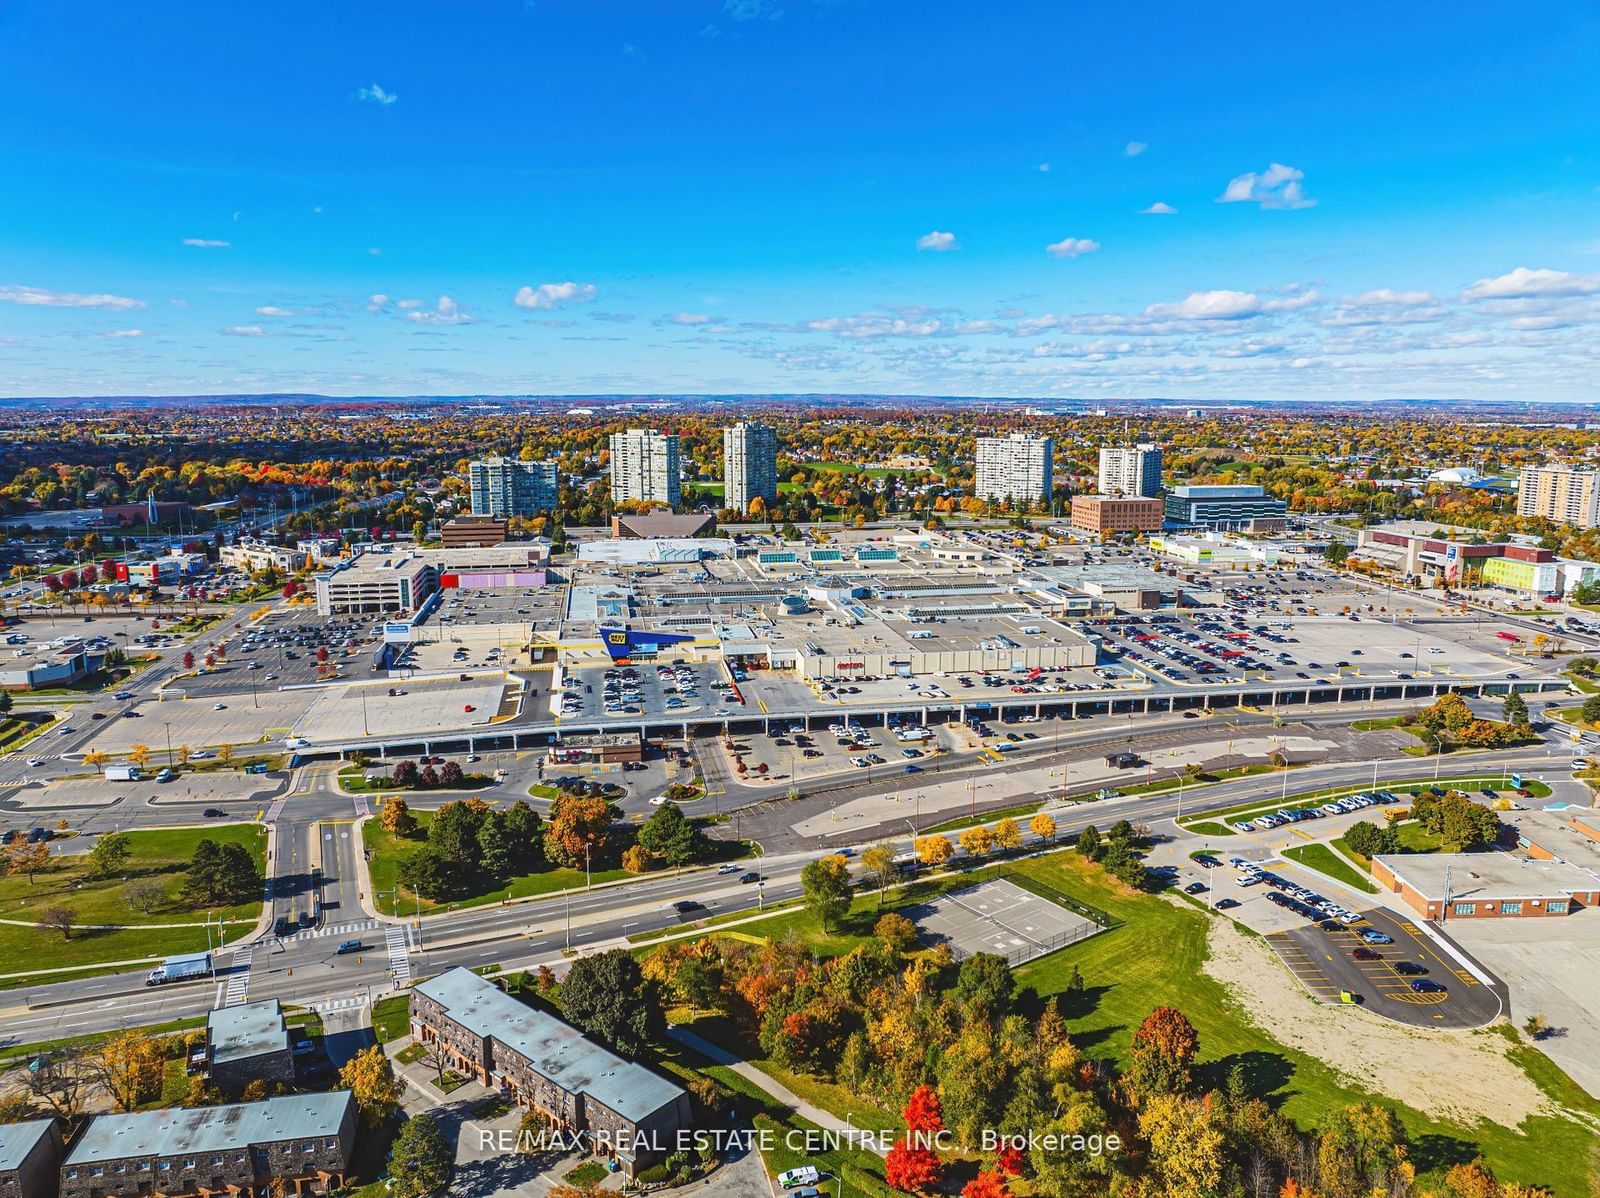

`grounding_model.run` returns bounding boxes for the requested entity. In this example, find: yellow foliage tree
[128,744,151,768]
[992,818,1023,850]
[88,1031,165,1113]
[1030,813,1057,842]
[338,1044,403,1129]
[915,835,953,866]
[958,825,995,858]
